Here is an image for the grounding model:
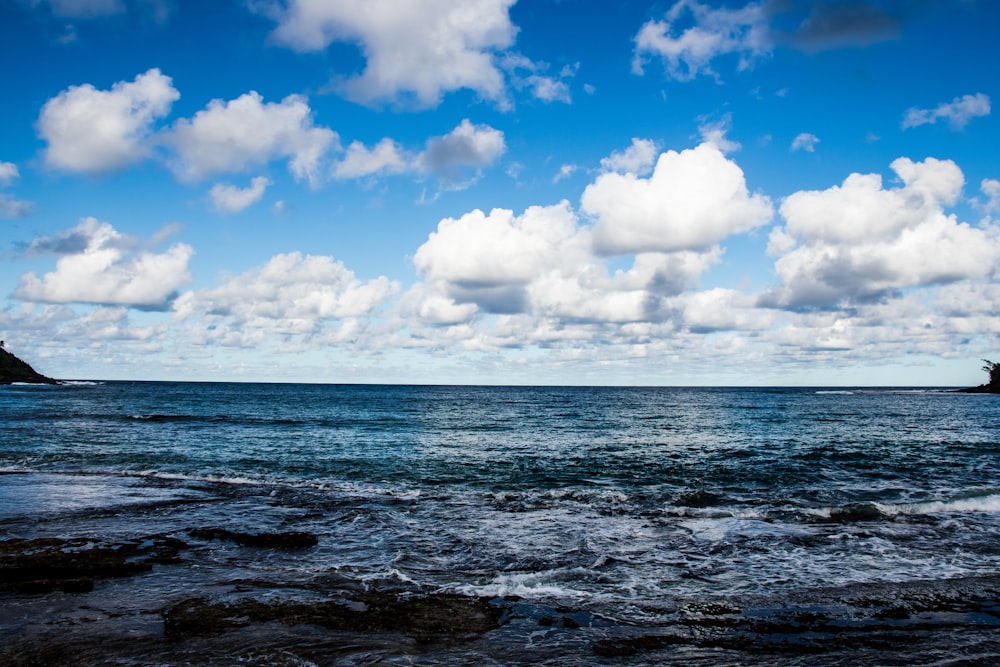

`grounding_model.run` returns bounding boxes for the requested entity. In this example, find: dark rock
[187,527,318,550]
[163,591,507,642]
[0,536,187,593]
[825,502,886,523]
[0,347,59,385]
[674,490,727,508]
[593,633,689,657]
